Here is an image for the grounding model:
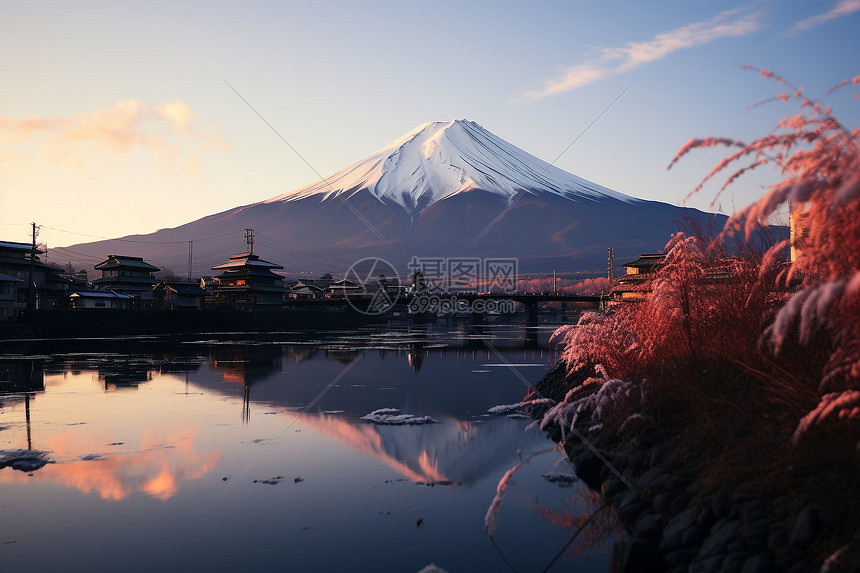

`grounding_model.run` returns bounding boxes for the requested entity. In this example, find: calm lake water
[0,320,612,572]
